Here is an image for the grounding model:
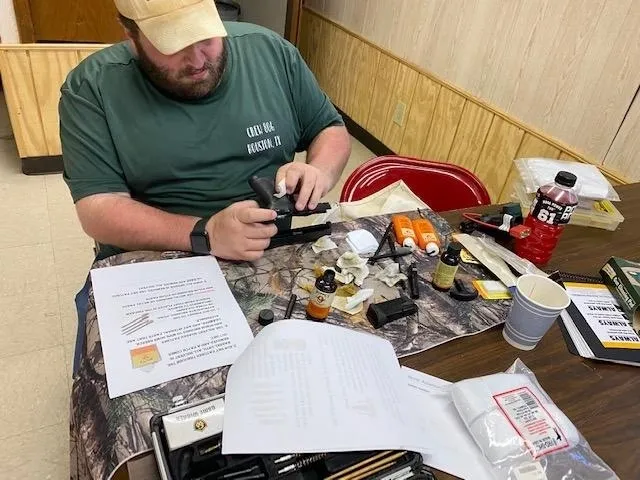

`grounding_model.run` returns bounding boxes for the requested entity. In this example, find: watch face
[191,233,210,254]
